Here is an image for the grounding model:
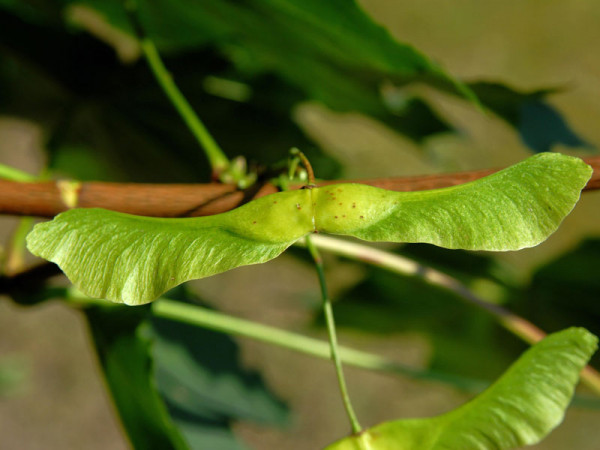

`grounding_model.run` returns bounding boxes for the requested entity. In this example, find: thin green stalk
[53,291,600,404]
[283,149,360,431]
[4,217,34,275]
[300,234,600,396]
[148,297,600,408]
[124,0,229,174]
[305,235,362,434]
[148,297,484,391]
[140,40,229,174]
[0,164,36,182]
[0,165,39,274]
